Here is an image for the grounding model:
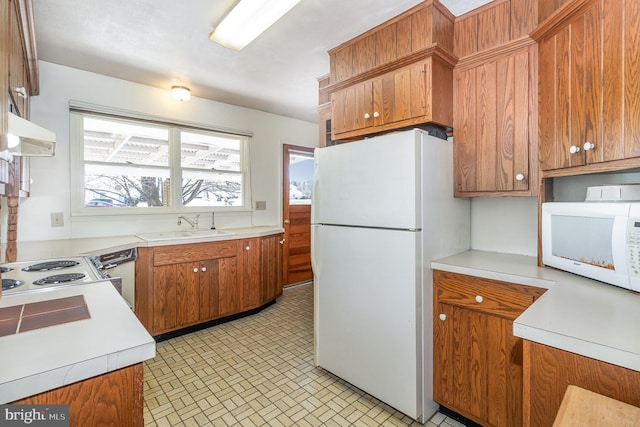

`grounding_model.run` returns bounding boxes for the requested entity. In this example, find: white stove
[1,257,106,295]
